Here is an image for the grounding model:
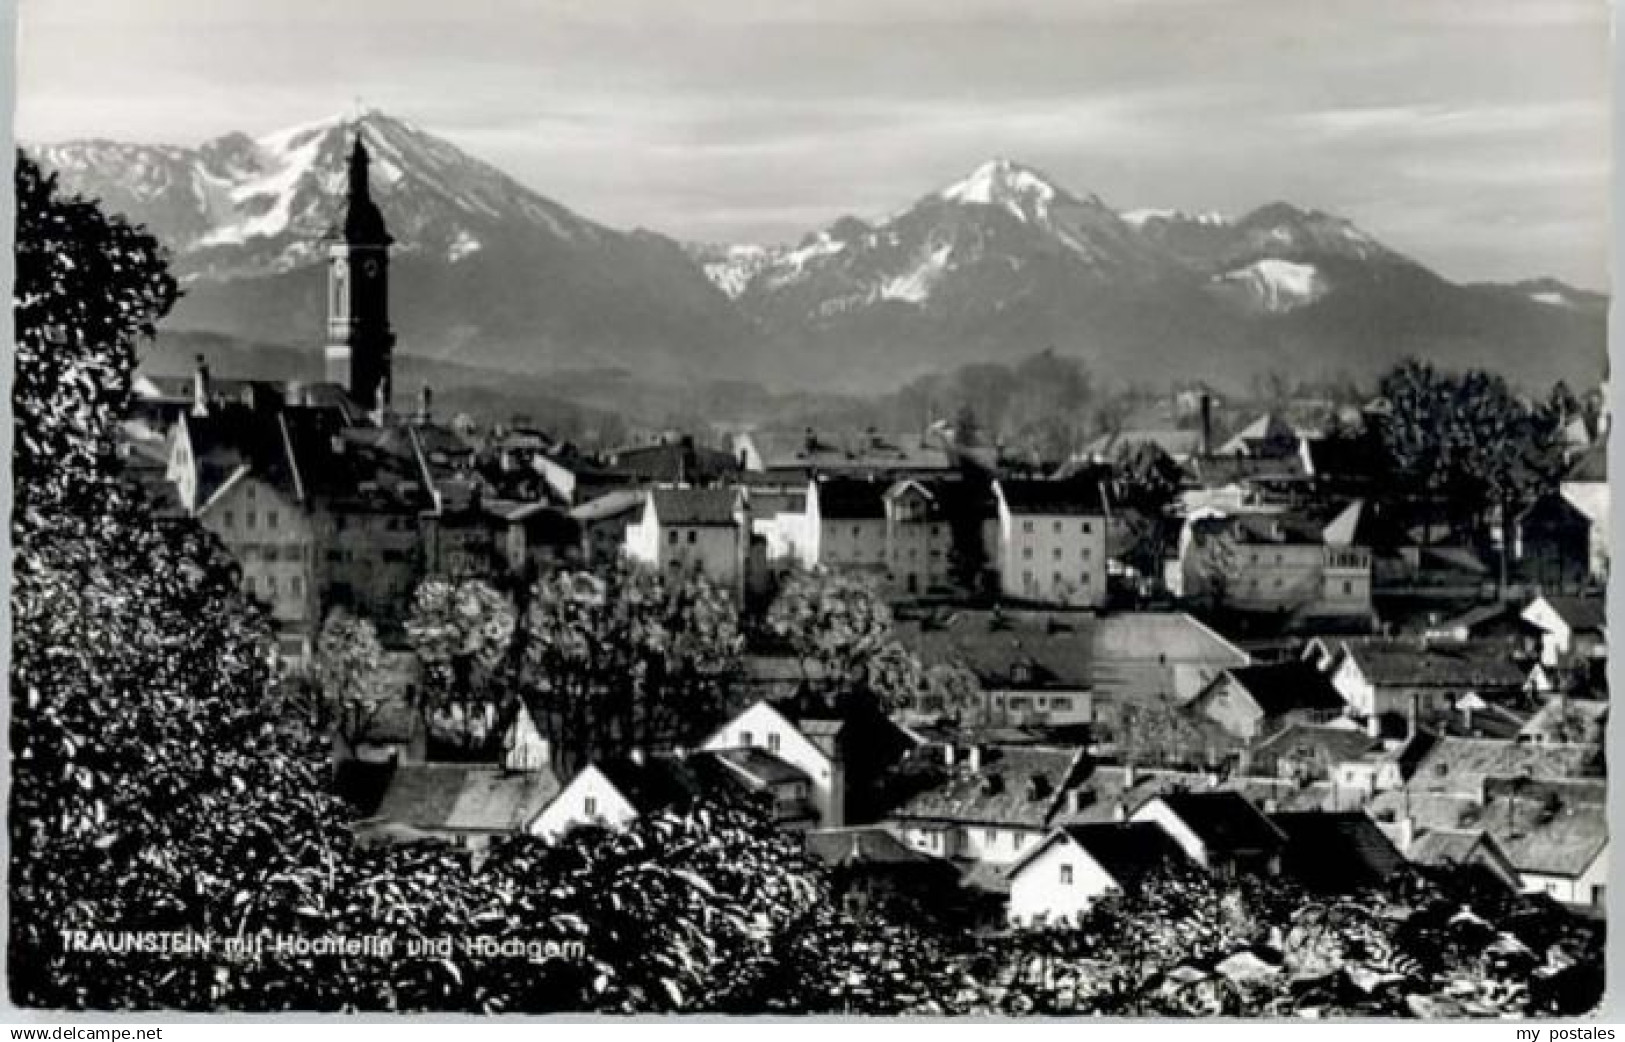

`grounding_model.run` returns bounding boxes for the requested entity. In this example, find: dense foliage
[521,564,743,775]
[9,154,826,1012]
